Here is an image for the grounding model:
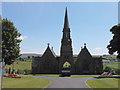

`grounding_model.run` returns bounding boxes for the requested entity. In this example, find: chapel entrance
[82,60,90,74]
[60,61,71,77]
